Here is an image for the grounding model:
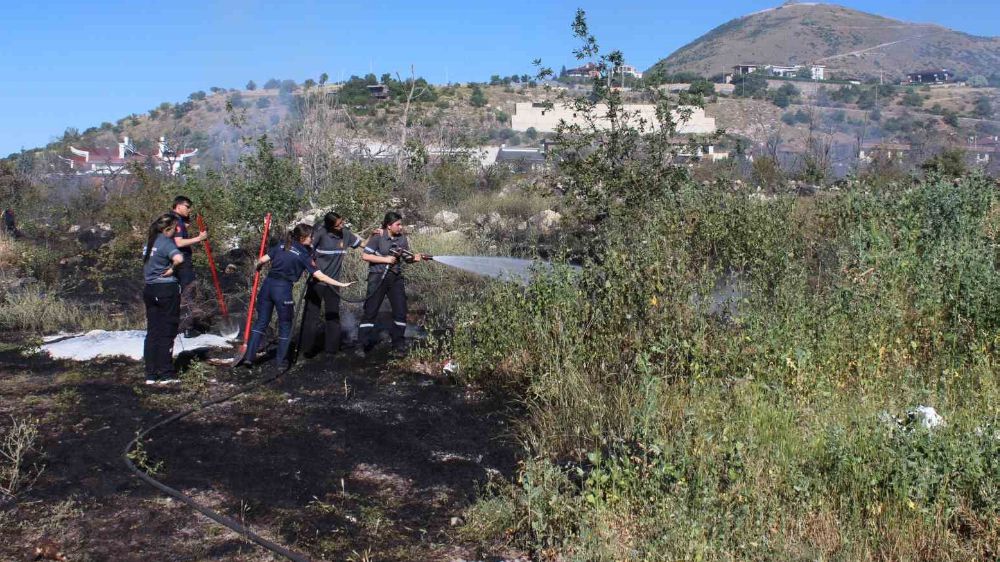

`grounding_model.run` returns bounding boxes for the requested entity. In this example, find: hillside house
[565,62,601,79]
[511,102,718,134]
[60,136,197,175]
[733,63,825,80]
[620,65,643,79]
[366,84,390,100]
[496,144,547,172]
[906,69,952,85]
